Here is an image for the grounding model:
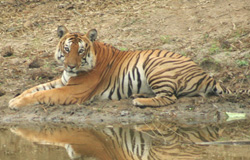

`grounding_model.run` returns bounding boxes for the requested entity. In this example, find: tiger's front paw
[130,94,150,99]
[132,98,146,108]
[9,96,27,110]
